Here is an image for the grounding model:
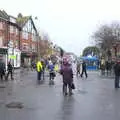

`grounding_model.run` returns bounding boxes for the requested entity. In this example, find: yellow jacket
[54,64,59,72]
[36,61,42,72]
